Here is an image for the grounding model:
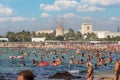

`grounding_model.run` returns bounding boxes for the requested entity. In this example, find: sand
[95,73,120,80]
